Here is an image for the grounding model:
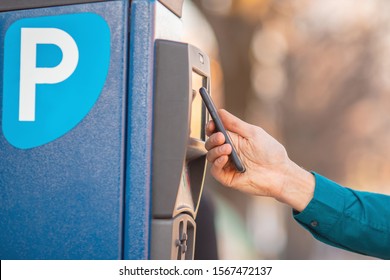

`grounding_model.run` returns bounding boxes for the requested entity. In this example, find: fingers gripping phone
[199,87,246,173]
